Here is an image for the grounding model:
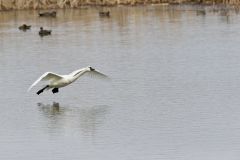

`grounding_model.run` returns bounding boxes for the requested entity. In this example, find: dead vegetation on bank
[0,0,240,10]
